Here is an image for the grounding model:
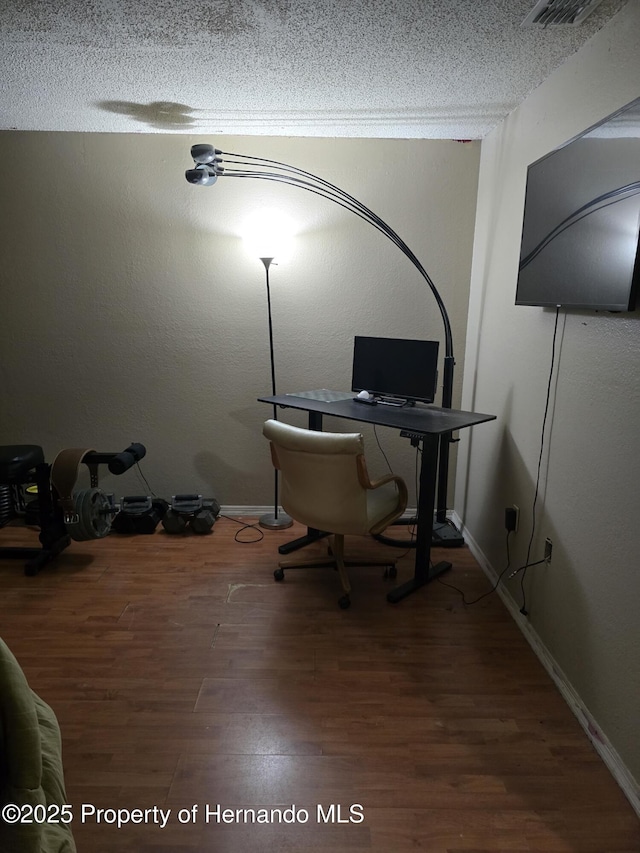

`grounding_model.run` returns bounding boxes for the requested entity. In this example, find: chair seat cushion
[0,445,45,483]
